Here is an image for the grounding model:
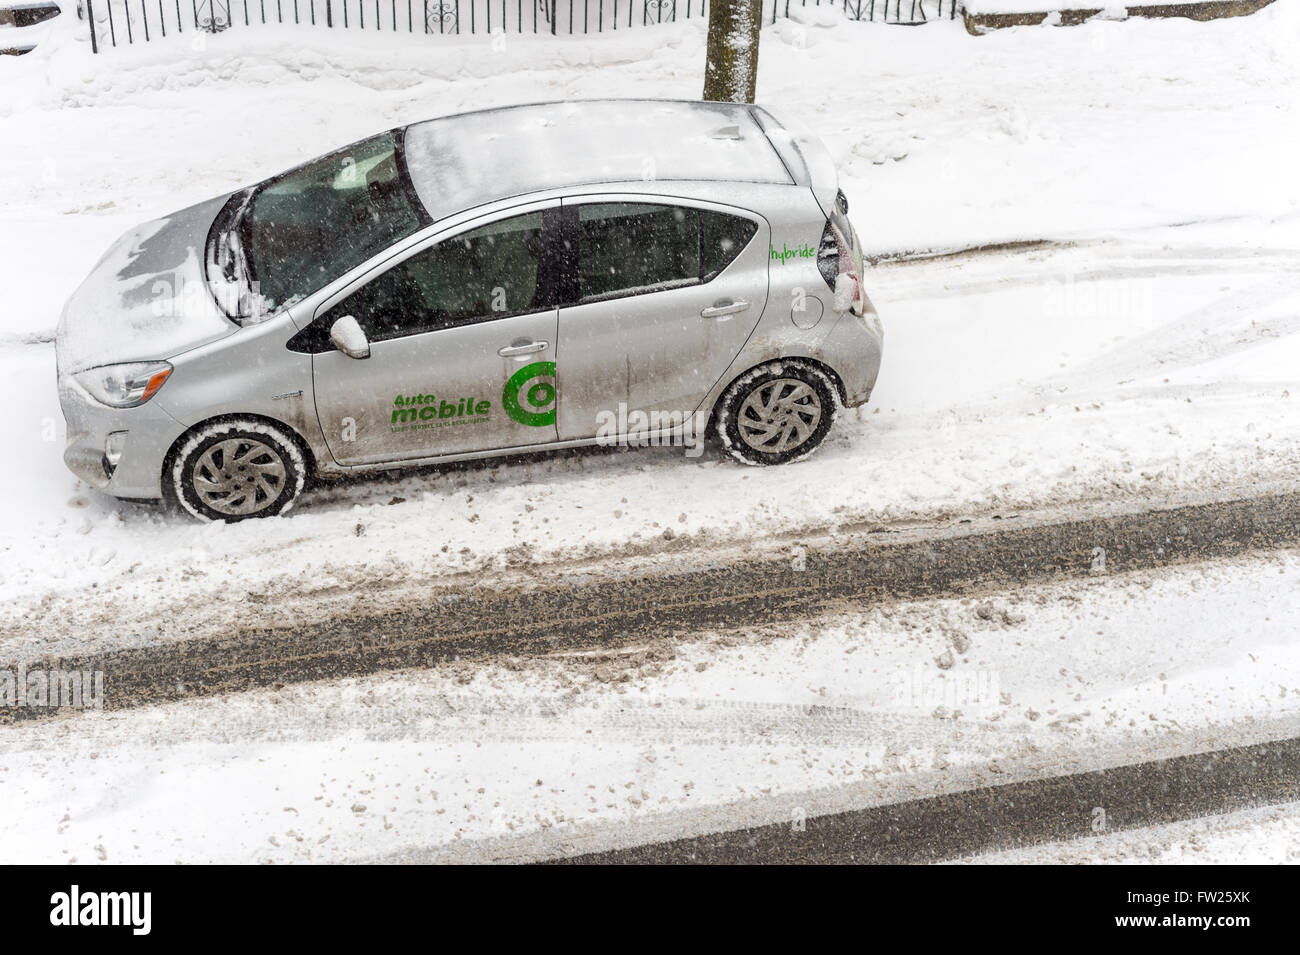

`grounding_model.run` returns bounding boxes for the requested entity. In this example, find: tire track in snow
[0,693,1031,750]
[3,488,1300,723]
